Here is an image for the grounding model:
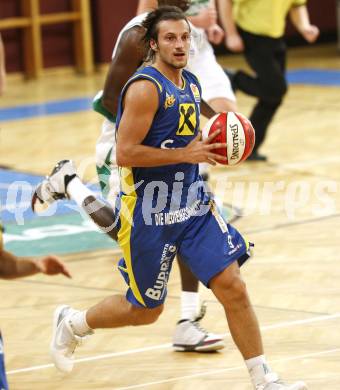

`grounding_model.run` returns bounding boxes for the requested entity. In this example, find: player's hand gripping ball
[202,112,255,165]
